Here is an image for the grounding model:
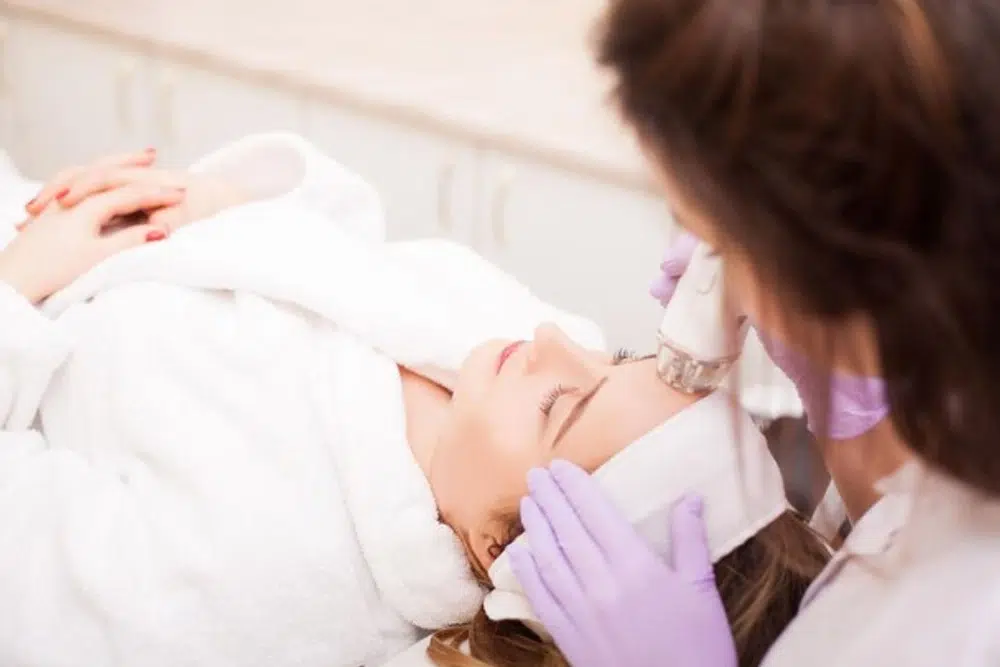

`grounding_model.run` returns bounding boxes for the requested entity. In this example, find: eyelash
[538,350,634,418]
[539,385,573,416]
[612,348,637,364]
